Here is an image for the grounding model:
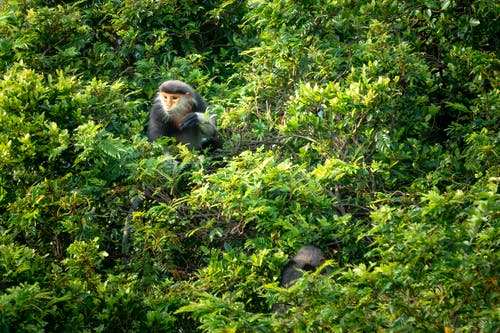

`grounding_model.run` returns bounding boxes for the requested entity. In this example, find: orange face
[159,92,184,110]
